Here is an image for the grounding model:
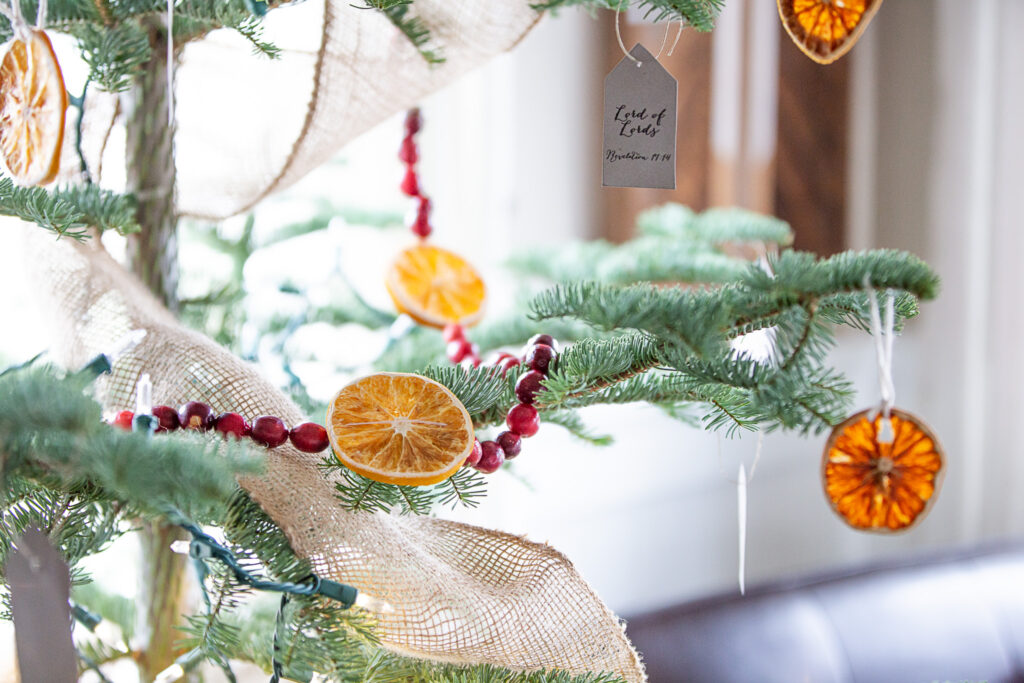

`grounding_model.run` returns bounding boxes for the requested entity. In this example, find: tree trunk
[125,22,190,682]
